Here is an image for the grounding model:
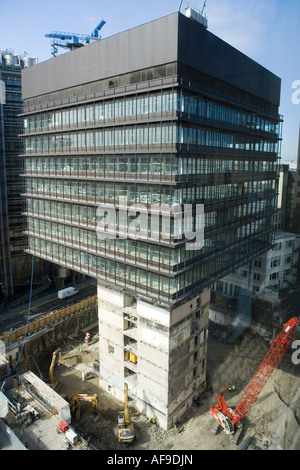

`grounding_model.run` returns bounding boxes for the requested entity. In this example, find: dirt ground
[50,321,300,451]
